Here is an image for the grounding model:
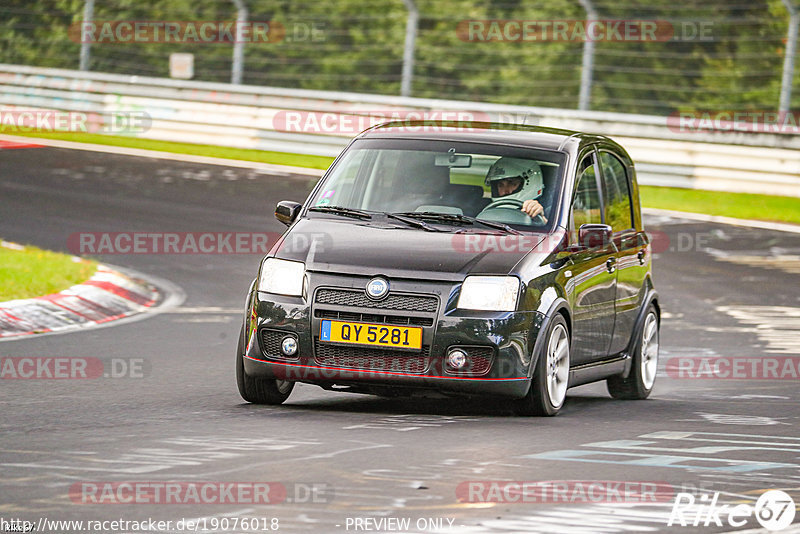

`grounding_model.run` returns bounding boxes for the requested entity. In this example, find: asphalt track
[1,146,799,534]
